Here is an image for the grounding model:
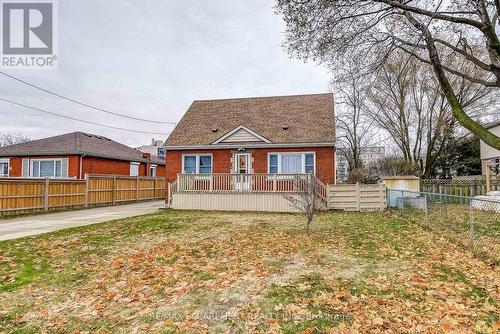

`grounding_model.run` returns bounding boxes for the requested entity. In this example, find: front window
[269,155,278,174]
[31,159,62,178]
[0,159,9,177]
[268,153,315,174]
[183,155,212,174]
